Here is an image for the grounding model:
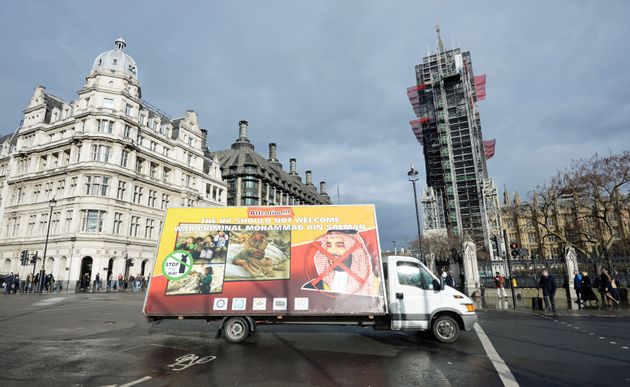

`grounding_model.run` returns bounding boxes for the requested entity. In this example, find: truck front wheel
[223,317,250,343]
[432,315,460,343]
